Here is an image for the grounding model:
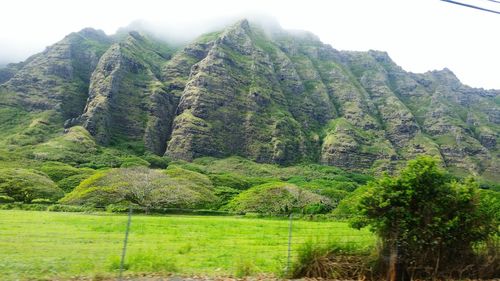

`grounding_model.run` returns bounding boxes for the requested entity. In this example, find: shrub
[213,186,241,208]
[353,156,499,279]
[234,258,255,277]
[79,151,123,169]
[59,170,115,206]
[292,242,336,278]
[0,195,14,203]
[164,165,217,206]
[140,154,170,169]
[31,198,53,204]
[331,185,372,219]
[209,173,252,190]
[165,165,212,187]
[57,172,94,193]
[194,156,277,177]
[168,160,206,174]
[478,189,500,224]
[47,204,93,212]
[0,202,49,211]
[227,182,333,215]
[292,241,371,279]
[303,203,331,214]
[119,156,150,168]
[105,203,130,213]
[39,161,81,182]
[0,168,64,203]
